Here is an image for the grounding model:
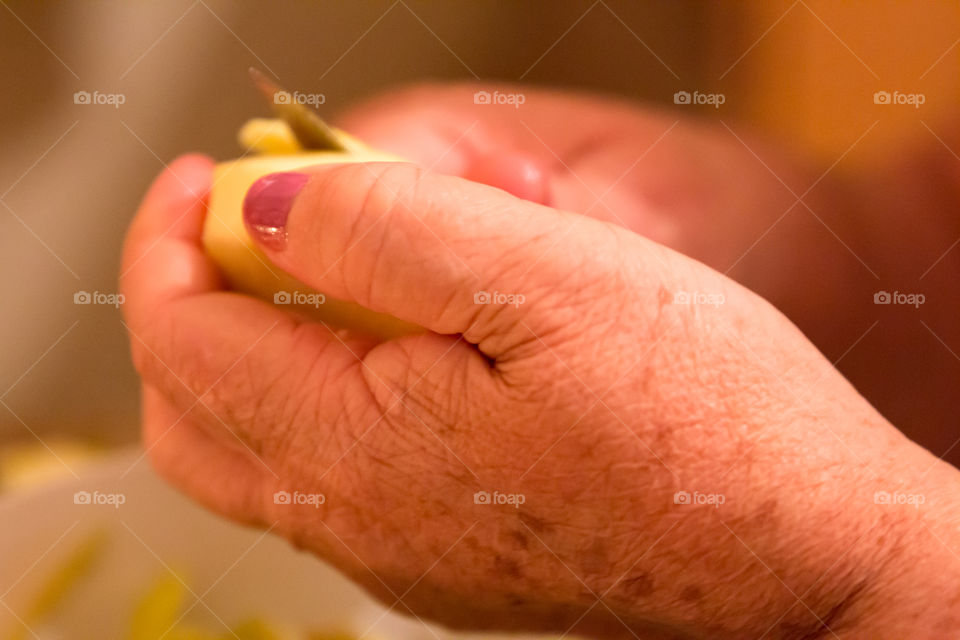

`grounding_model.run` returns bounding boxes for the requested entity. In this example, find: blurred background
[1,1,958,473]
